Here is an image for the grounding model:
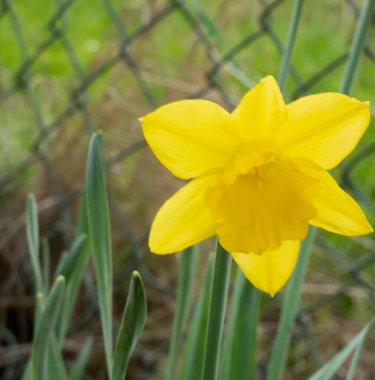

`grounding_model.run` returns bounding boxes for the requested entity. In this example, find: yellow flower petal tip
[141,75,372,292]
[232,241,300,296]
